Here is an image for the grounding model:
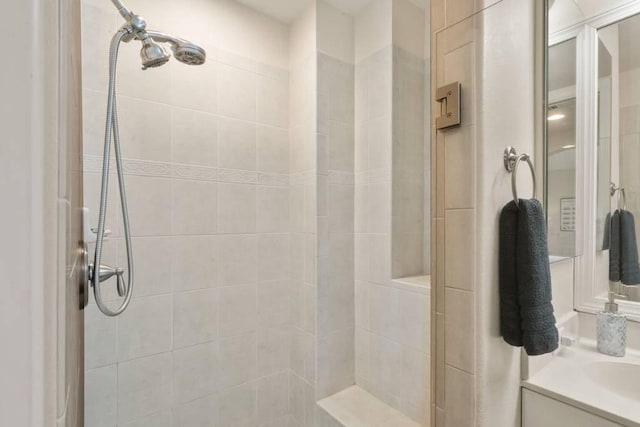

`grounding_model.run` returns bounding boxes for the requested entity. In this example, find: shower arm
[110,0,153,45]
[111,0,132,20]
